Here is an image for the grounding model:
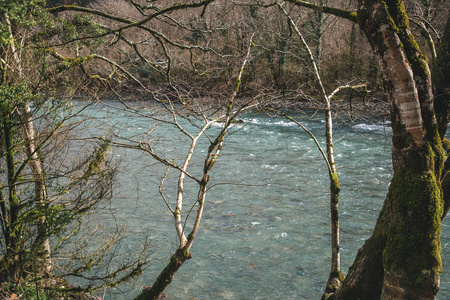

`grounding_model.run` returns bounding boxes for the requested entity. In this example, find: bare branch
[283,0,357,23]
[184,33,255,252]
[159,165,175,214]
[47,2,221,56]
